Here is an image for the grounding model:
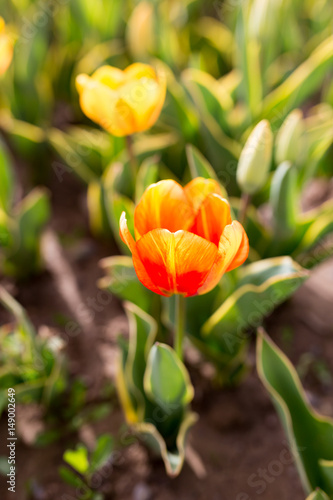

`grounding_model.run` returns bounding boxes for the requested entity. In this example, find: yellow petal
[184,177,222,212]
[92,65,125,89]
[134,180,194,240]
[76,75,137,136]
[120,64,166,132]
[198,221,245,294]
